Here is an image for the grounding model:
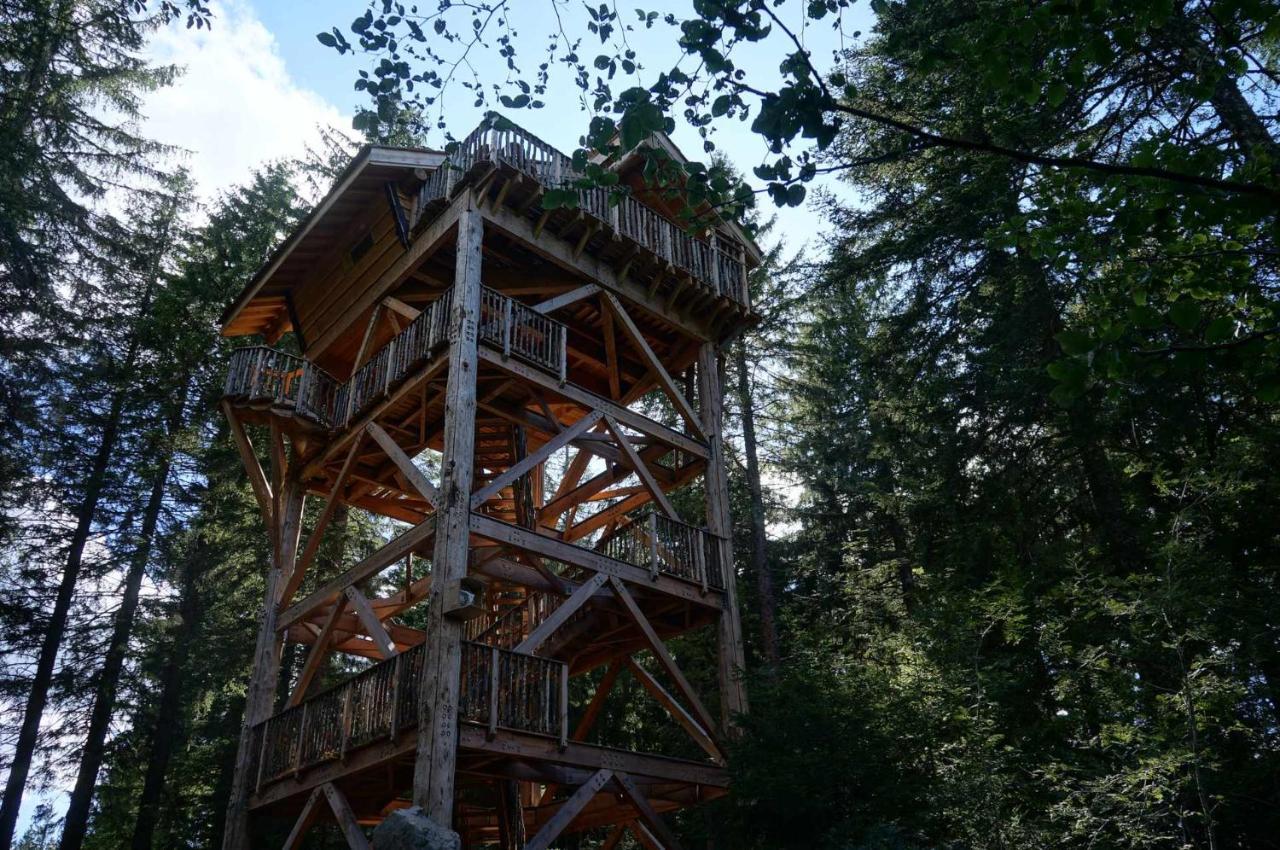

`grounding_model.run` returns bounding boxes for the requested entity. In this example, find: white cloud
[141,1,349,199]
